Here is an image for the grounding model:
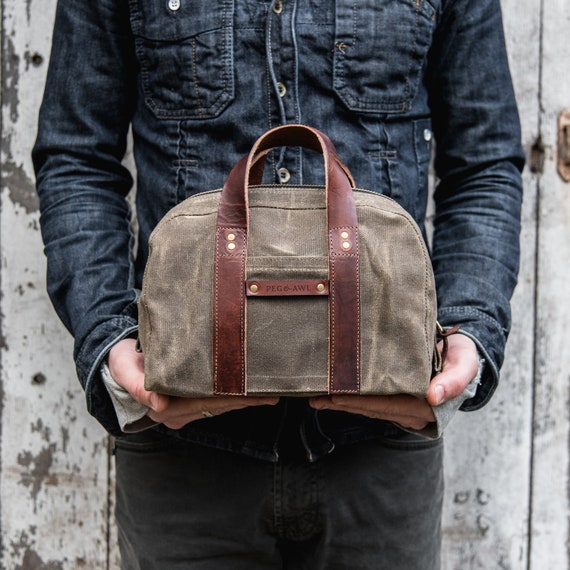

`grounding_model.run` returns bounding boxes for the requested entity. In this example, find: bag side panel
[356,192,437,397]
[140,195,220,396]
